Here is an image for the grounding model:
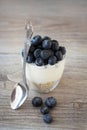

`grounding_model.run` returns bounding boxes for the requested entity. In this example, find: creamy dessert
[22,35,66,93]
